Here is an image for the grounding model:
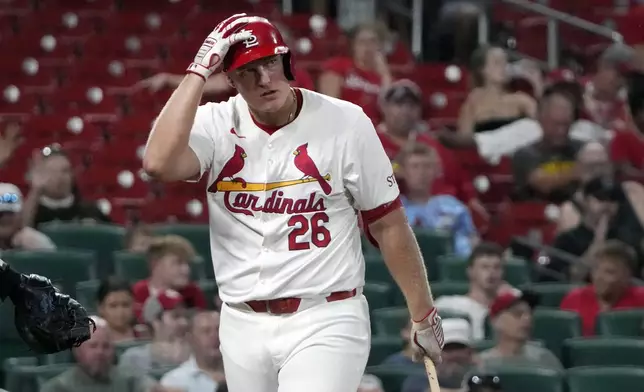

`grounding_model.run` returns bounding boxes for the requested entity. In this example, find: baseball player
[143,14,444,392]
